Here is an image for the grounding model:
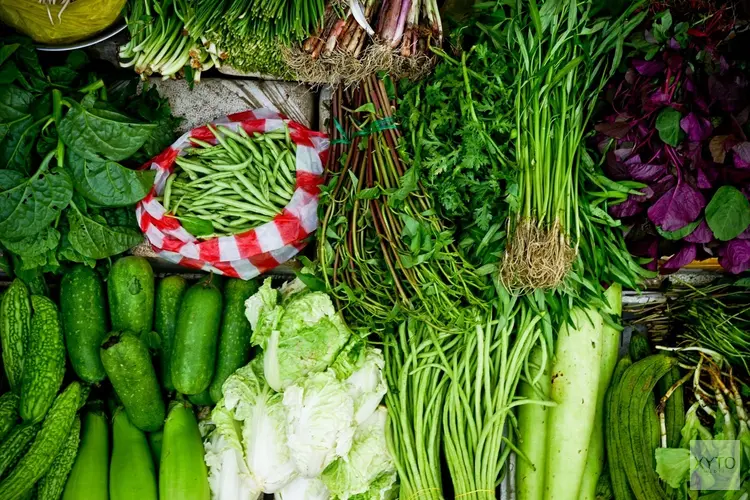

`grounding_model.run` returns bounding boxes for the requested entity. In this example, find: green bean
[207,124,244,163]
[209,156,256,172]
[219,126,264,162]
[281,150,297,185]
[175,157,214,175]
[188,138,217,149]
[230,183,275,211]
[163,173,177,212]
[185,171,236,186]
[208,196,280,217]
